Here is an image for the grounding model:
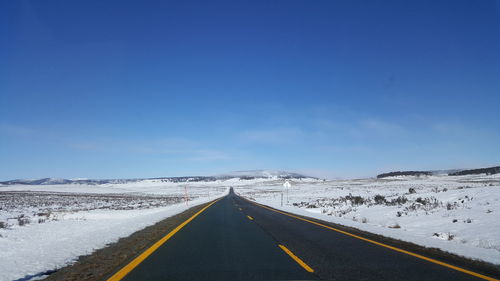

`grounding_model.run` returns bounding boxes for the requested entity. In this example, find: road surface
[112,188,498,281]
